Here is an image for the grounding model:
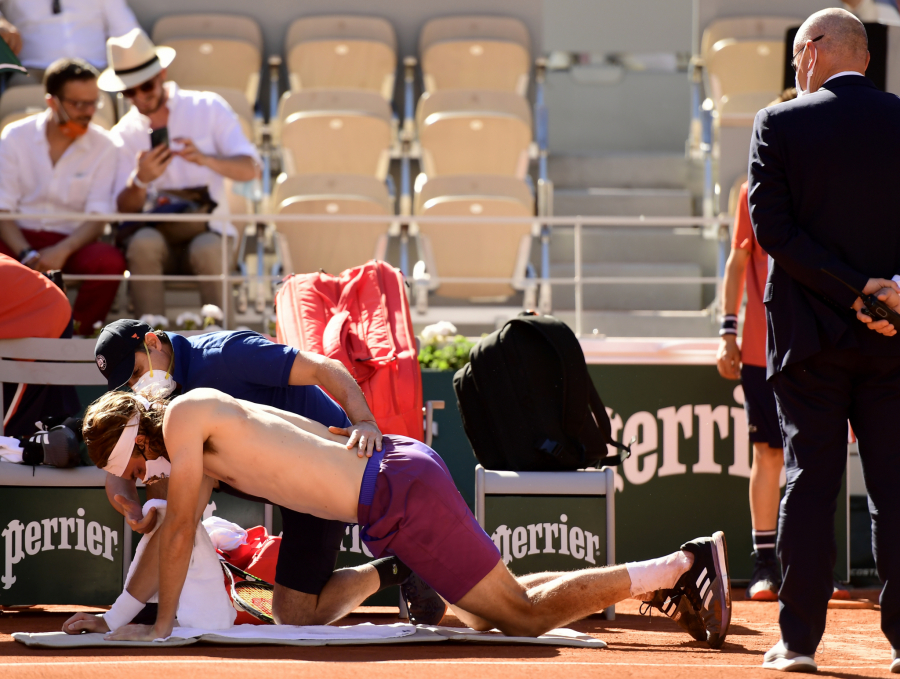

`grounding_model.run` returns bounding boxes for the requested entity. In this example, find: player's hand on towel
[62,612,109,635]
[855,279,900,336]
[329,419,383,457]
[114,494,158,534]
[104,623,158,642]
